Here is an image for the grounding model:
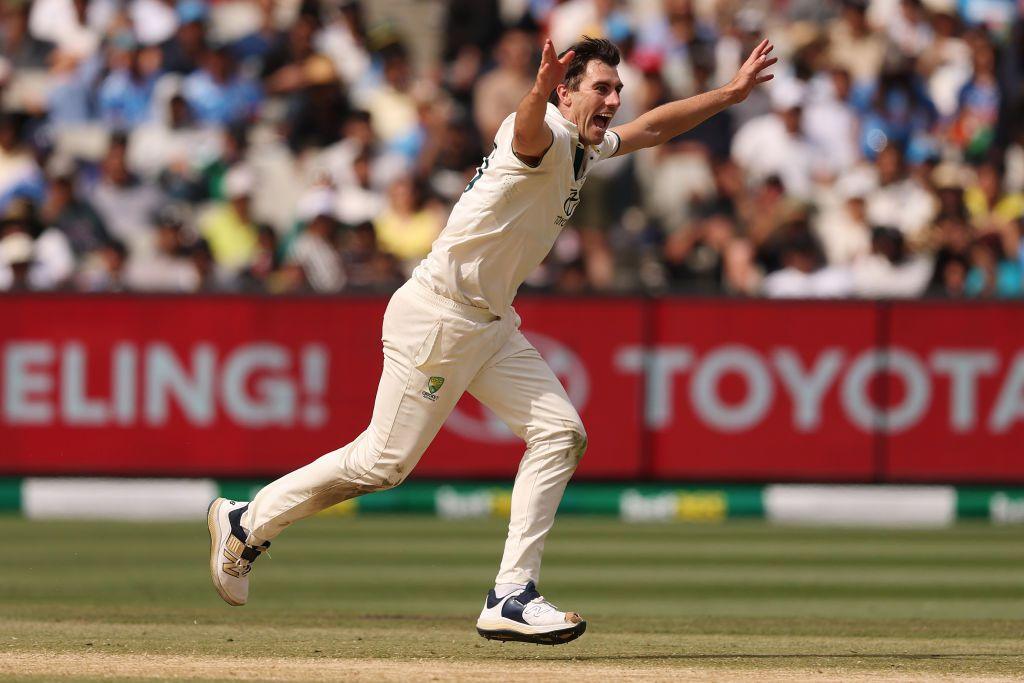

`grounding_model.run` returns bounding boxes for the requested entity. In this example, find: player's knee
[345,445,412,492]
[569,423,588,462]
[361,464,409,492]
[549,421,587,465]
